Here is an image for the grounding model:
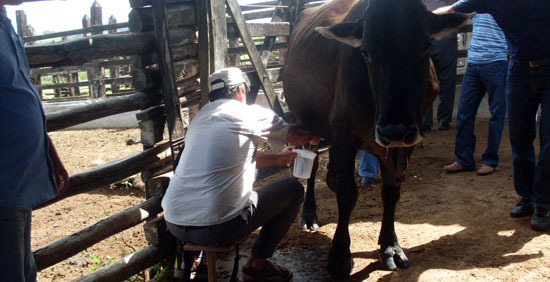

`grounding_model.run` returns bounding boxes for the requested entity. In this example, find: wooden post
[66,73,75,97]
[53,75,61,97]
[197,0,211,108]
[209,0,228,70]
[228,38,240,66]
[82,14,91,37]
[108,15,120,94]
[71,72,80,96]
[91,0,103,35]
[152,0,186,167]
[15,10,27,36]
